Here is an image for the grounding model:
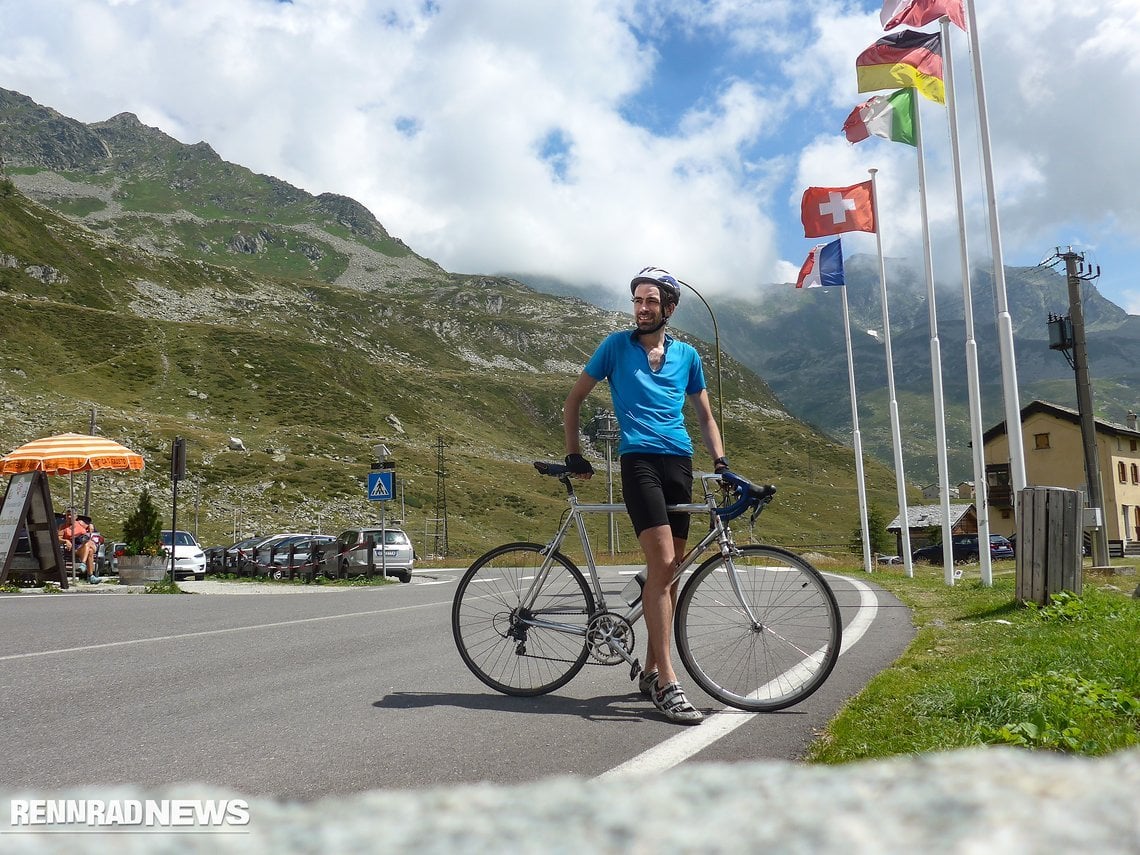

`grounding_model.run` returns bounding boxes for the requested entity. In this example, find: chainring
[586,611,636,665]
